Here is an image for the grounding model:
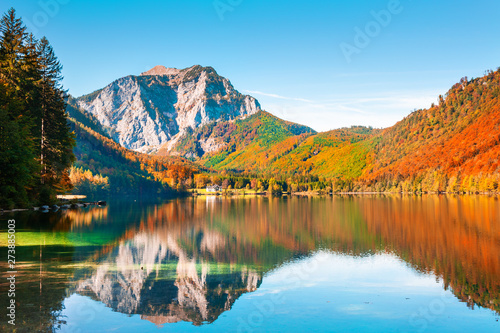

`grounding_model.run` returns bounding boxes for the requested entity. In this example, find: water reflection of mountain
[3,195,499,331]
[66,196,500,318]
[73,228,261,326]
